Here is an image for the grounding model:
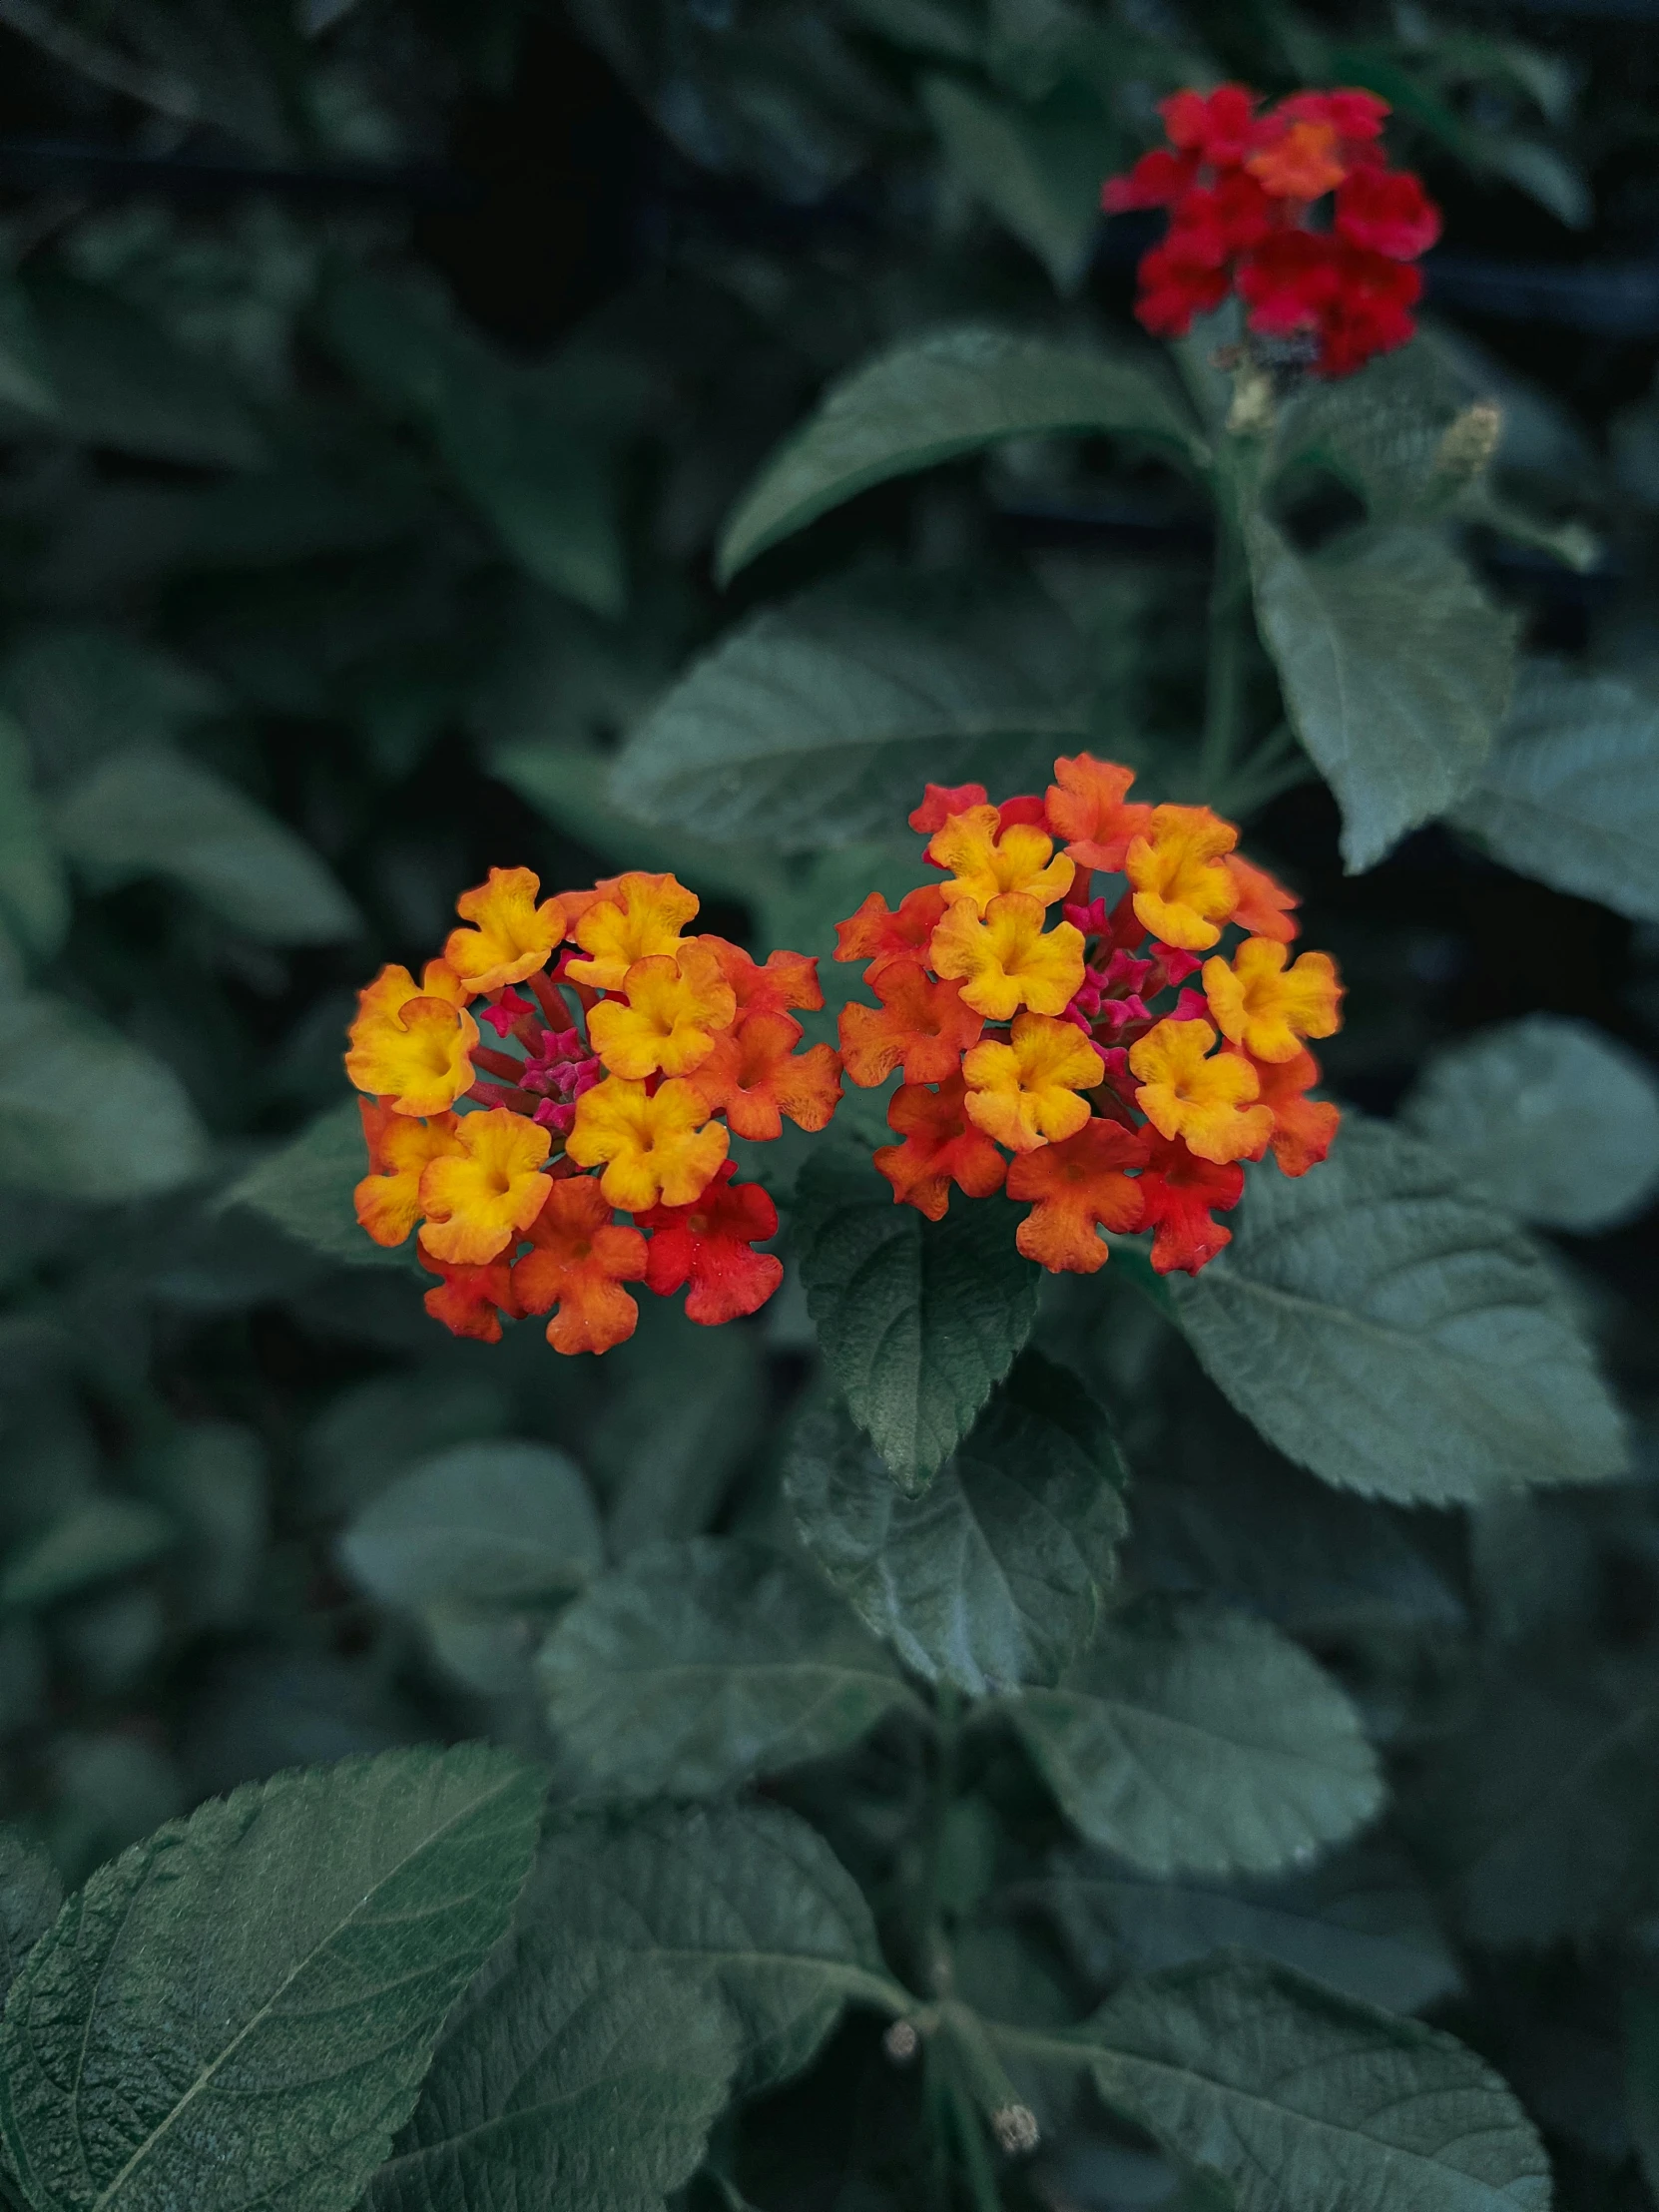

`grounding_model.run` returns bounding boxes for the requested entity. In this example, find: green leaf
[1169,1117,1627,1504]
[1626,1985,1659,2206]
[525,1801,904,2088]
[1075,1954,1549,2212]
[793,1154,1042,1494]
[492,735,782,908]
[0,1829,61,2009]
[848,0,981,59]
[469,597,777,894]
[315,265,464,420]
[0,1497,177,1612]
[0,1743,546,2212]
[140,1422,267,1631]
[320,270,624,617]
[1269,340,1480,523]
[785,1356,1127,1693]
[1404,1655,1659,1946]
[29,273,266,472]
[0,277,57,419]
[301,1372,513,1521]
[0,992,210,1203]
[719,325,1201,582]
[586,1302,767,1556]
[1481,134,1591,229]
[417,1604,541,1699]
[340,1441,603,1609]
[1122,1372,1465,1642]
[1247,518,1514,872]
[439,382,625,620]
[1450,662,1659,922]
[920,74,1106,291]
[1009,1600,1381,1878]
[52,747,359,945]
[1463,1490,1598,1650]
[0,627,224,785]
[1400,1013,1659,1232]
[538,1535,915,1798]
[1041,1837,1459,2015]
[613,569,1087,850]
[219,1098,408,1270]
[0,711,68,961]
[365,1930,737,2212]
